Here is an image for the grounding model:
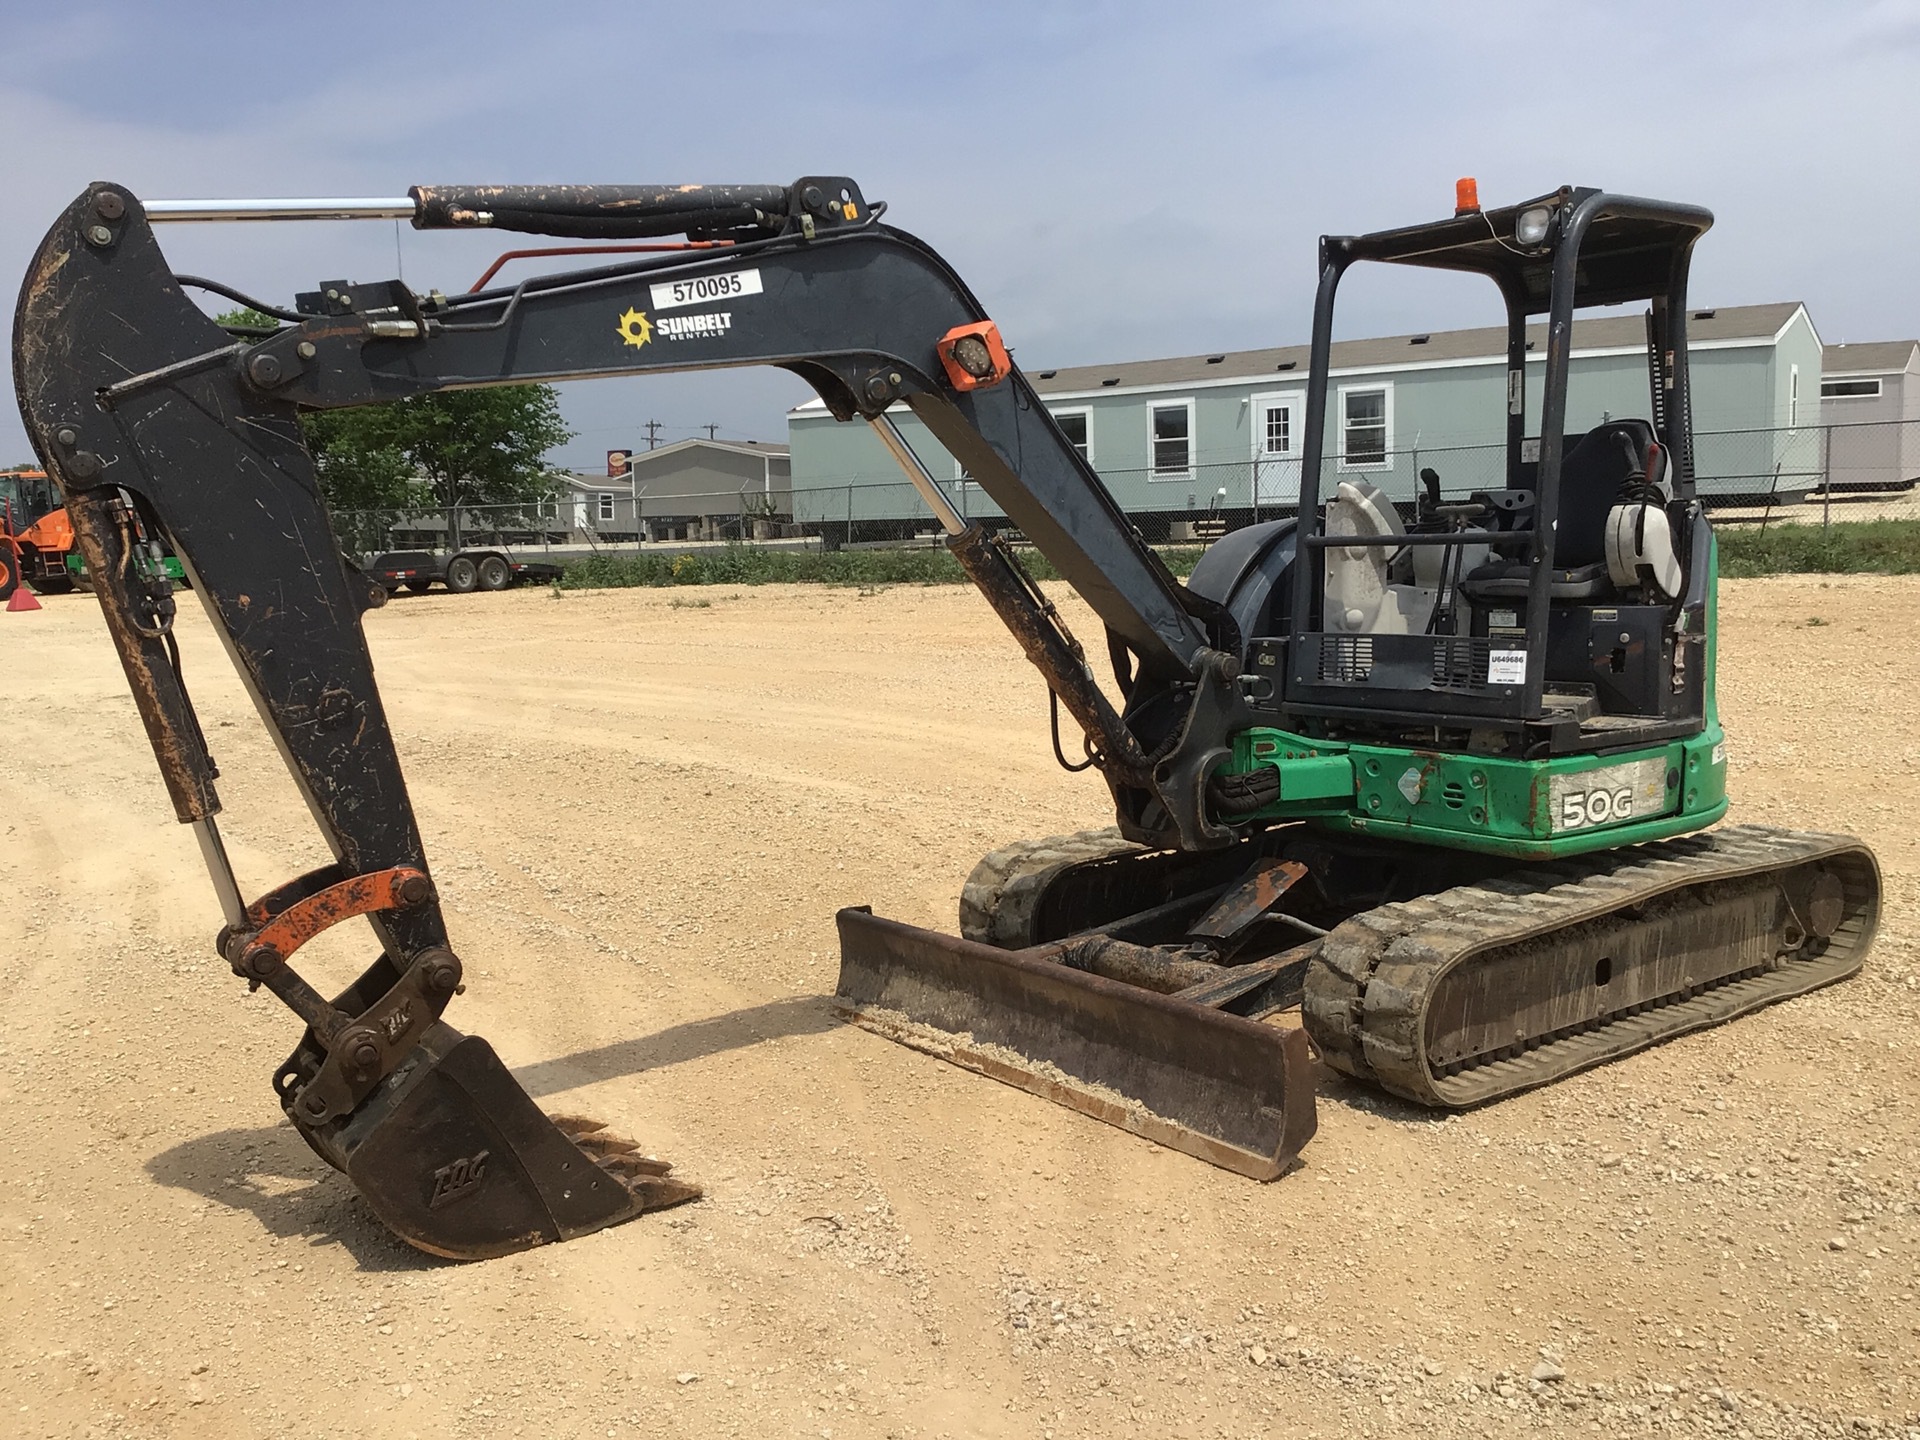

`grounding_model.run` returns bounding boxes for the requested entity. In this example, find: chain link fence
[333,487,816,559]
[333,415,1919,558]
